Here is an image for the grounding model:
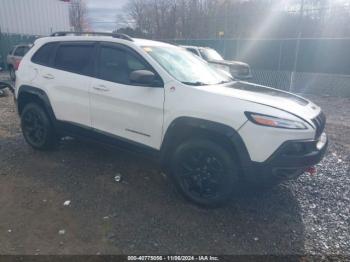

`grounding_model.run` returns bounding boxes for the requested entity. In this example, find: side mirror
[129,70,162,87]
